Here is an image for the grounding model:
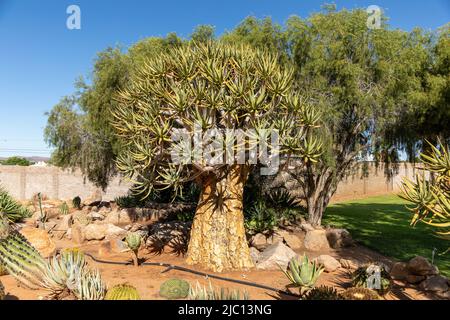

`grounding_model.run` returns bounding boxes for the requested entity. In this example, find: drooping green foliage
[159,278,190,299]
[189,281,249,300]
[105,283,141,300]
[399,140,450,244]
[244,200,278,235]
[0,188,31,222]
